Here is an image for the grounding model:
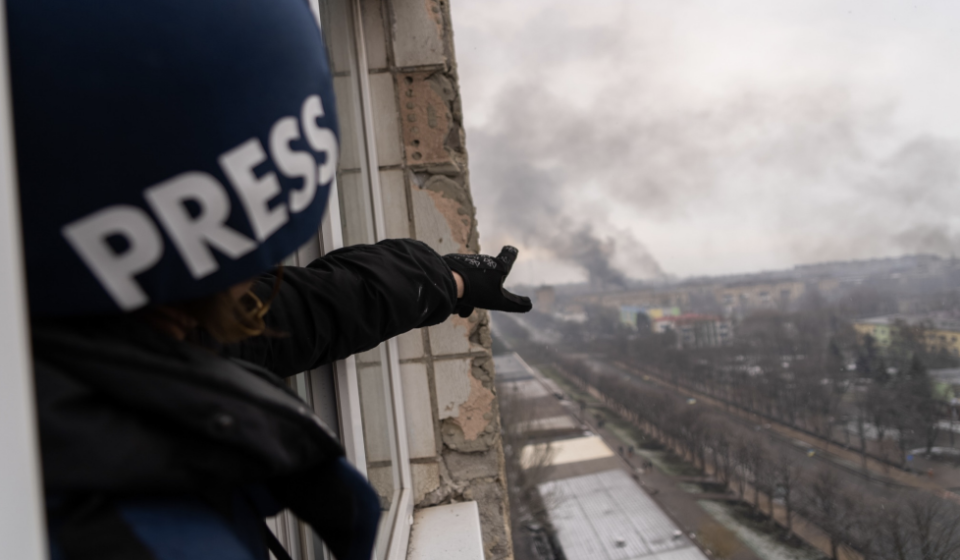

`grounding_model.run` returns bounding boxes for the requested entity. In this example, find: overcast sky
[450,0,960,286]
